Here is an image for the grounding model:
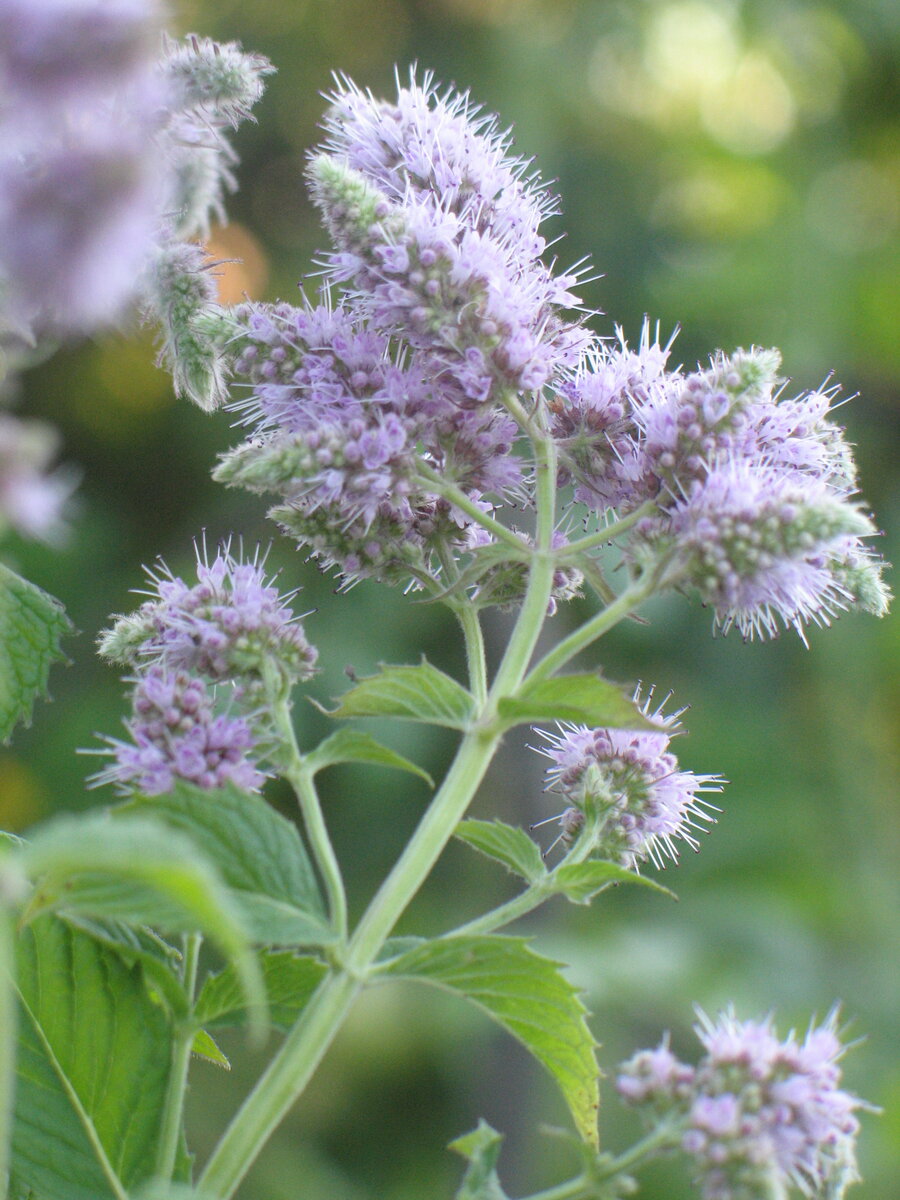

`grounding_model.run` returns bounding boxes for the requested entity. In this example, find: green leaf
[551,861,677,905]
[450,1120,509,1200]
[20,813,264,1025]
[195,950,327,1031]
[191,1029,231,1070]
[455,819,546,884]
[61,914,188,1016]
[0,563,71,742]
[382,935,599,1147]
[118,782,333,946]
[11,914,173,1200]
[305,728,433,786]
[496,674,654,729]
[326,660,475,729]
